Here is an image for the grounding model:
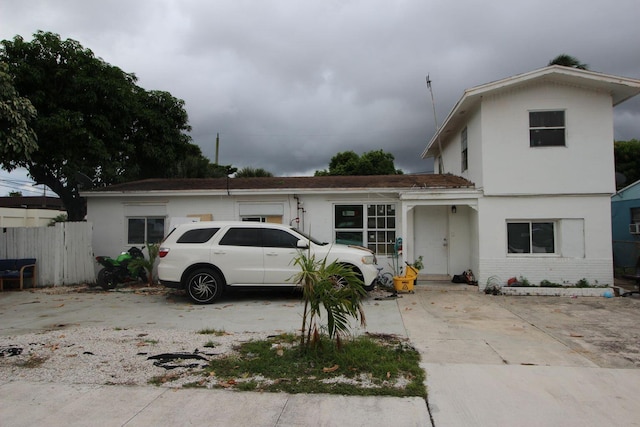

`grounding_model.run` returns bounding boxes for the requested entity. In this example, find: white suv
[158,221,379,304]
